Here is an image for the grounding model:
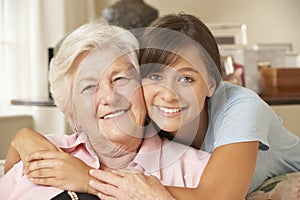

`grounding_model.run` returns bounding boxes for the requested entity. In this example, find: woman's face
[142,56,212,135]
[72,48,146,154]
